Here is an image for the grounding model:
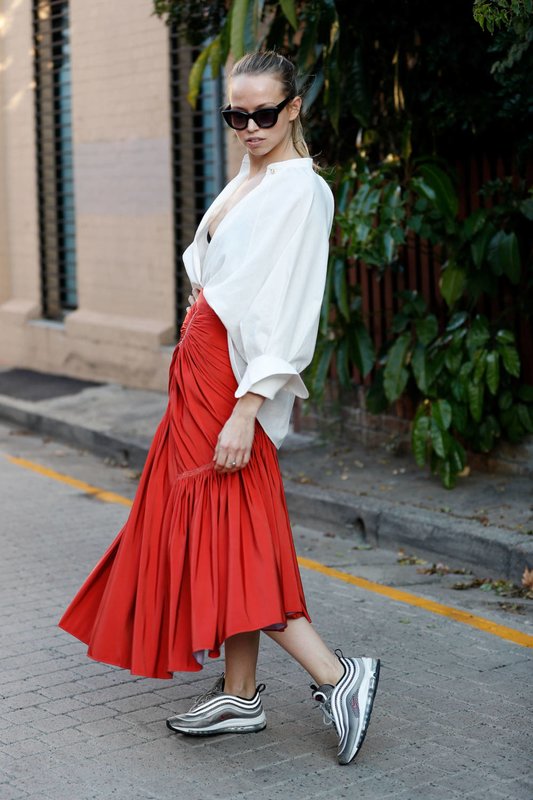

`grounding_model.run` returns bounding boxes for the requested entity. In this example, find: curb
[1,395,531,583]
[283,482,533,584]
